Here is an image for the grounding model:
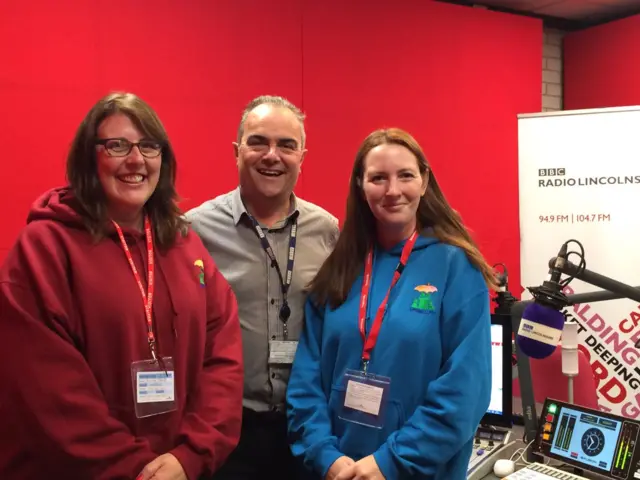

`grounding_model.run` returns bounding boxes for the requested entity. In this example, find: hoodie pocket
[328,384,406,456]
[328,385,348,438]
